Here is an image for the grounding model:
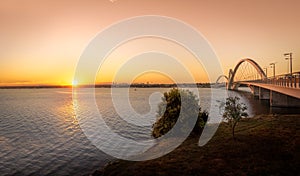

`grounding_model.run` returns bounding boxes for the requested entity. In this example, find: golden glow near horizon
[1,0,300,86]
[96,37,209,85]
